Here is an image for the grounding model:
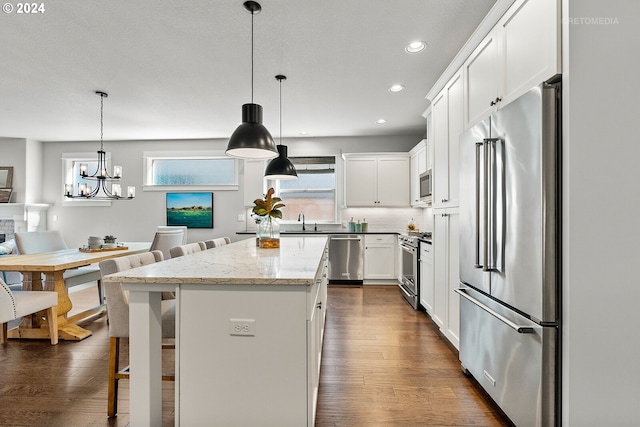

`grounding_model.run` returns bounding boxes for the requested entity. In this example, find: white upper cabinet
[464,27,501,128]
[500,0,560,105]
[409,140,428,207]
[343,154,409,207]
[463,0,560,129]
[343,156,377,206]
[432,69,463,209]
